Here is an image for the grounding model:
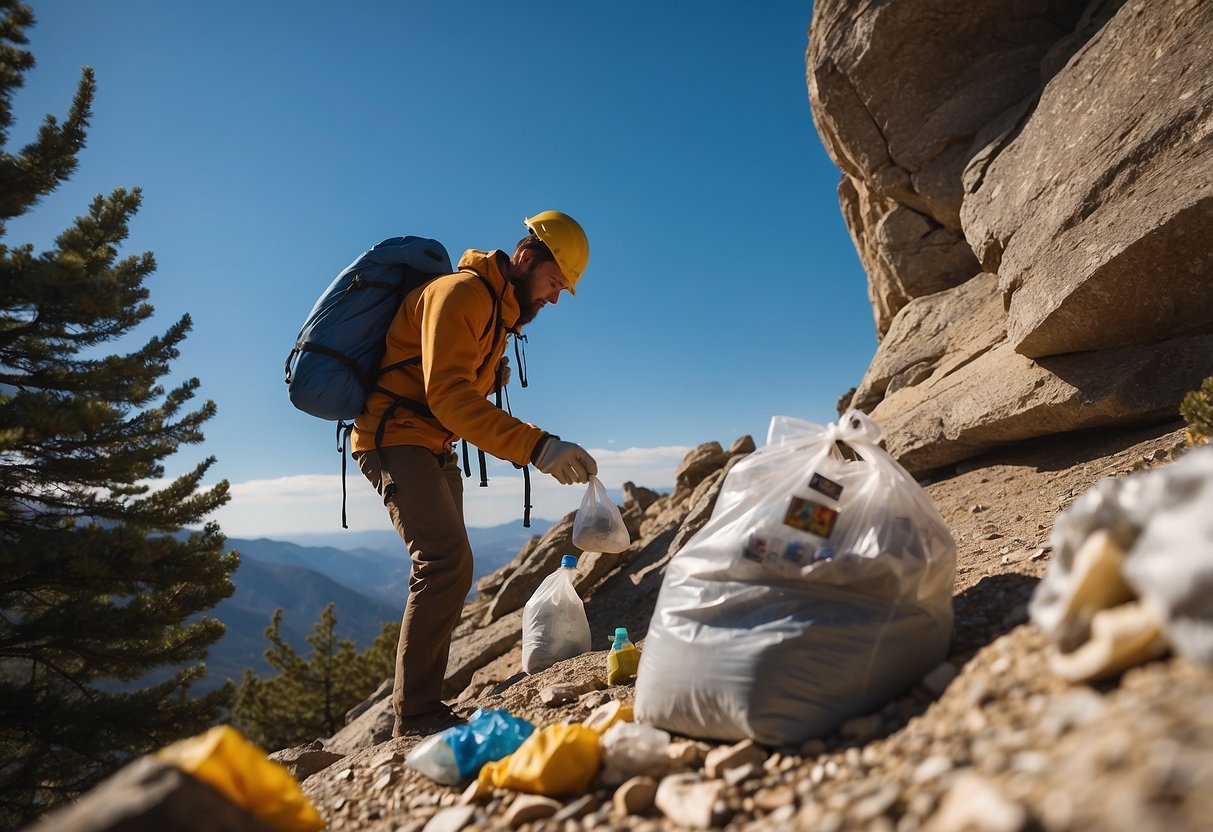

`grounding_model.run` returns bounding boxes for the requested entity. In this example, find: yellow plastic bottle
[607,627,640,685]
